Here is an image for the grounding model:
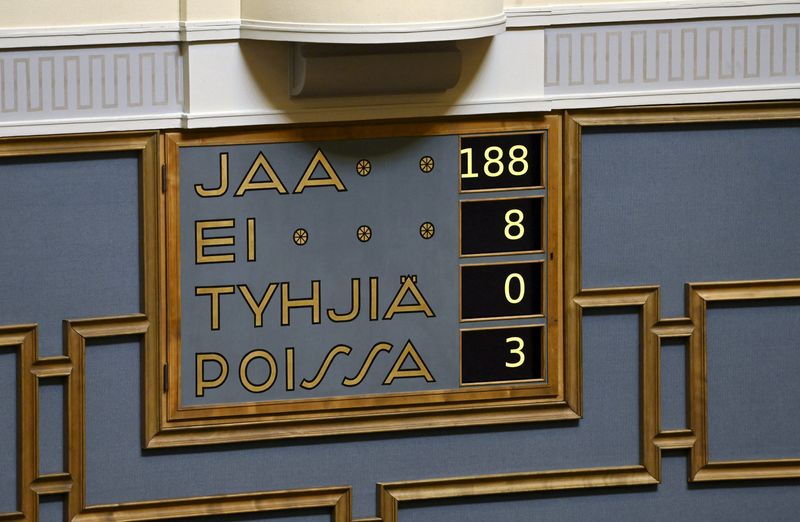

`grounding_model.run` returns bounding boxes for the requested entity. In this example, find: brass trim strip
[688,278,800,482]
[31,356,72,378]
[31,473,73,495]
[652,318,694,338]
[0,324,36,521]
[654,430,696,450]
[158,114,571,446]
[73,487,352,522]
[378,466,657,522]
